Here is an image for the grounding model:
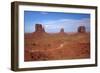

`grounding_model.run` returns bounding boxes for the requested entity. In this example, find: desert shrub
[30,51,49,61]
[47,44,51,47]
[32,43,37,46]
